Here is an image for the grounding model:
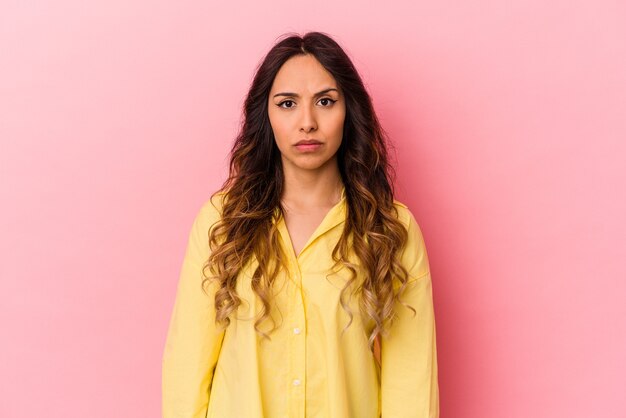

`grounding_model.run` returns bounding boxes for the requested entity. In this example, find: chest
[282,207,333,258]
